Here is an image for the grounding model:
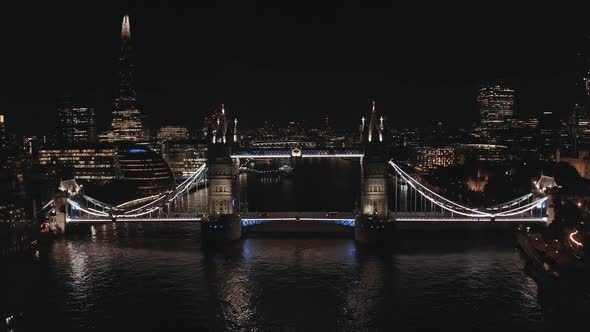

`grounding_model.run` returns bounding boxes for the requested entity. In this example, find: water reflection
[203,244,259,330]
[3,224,590,330]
